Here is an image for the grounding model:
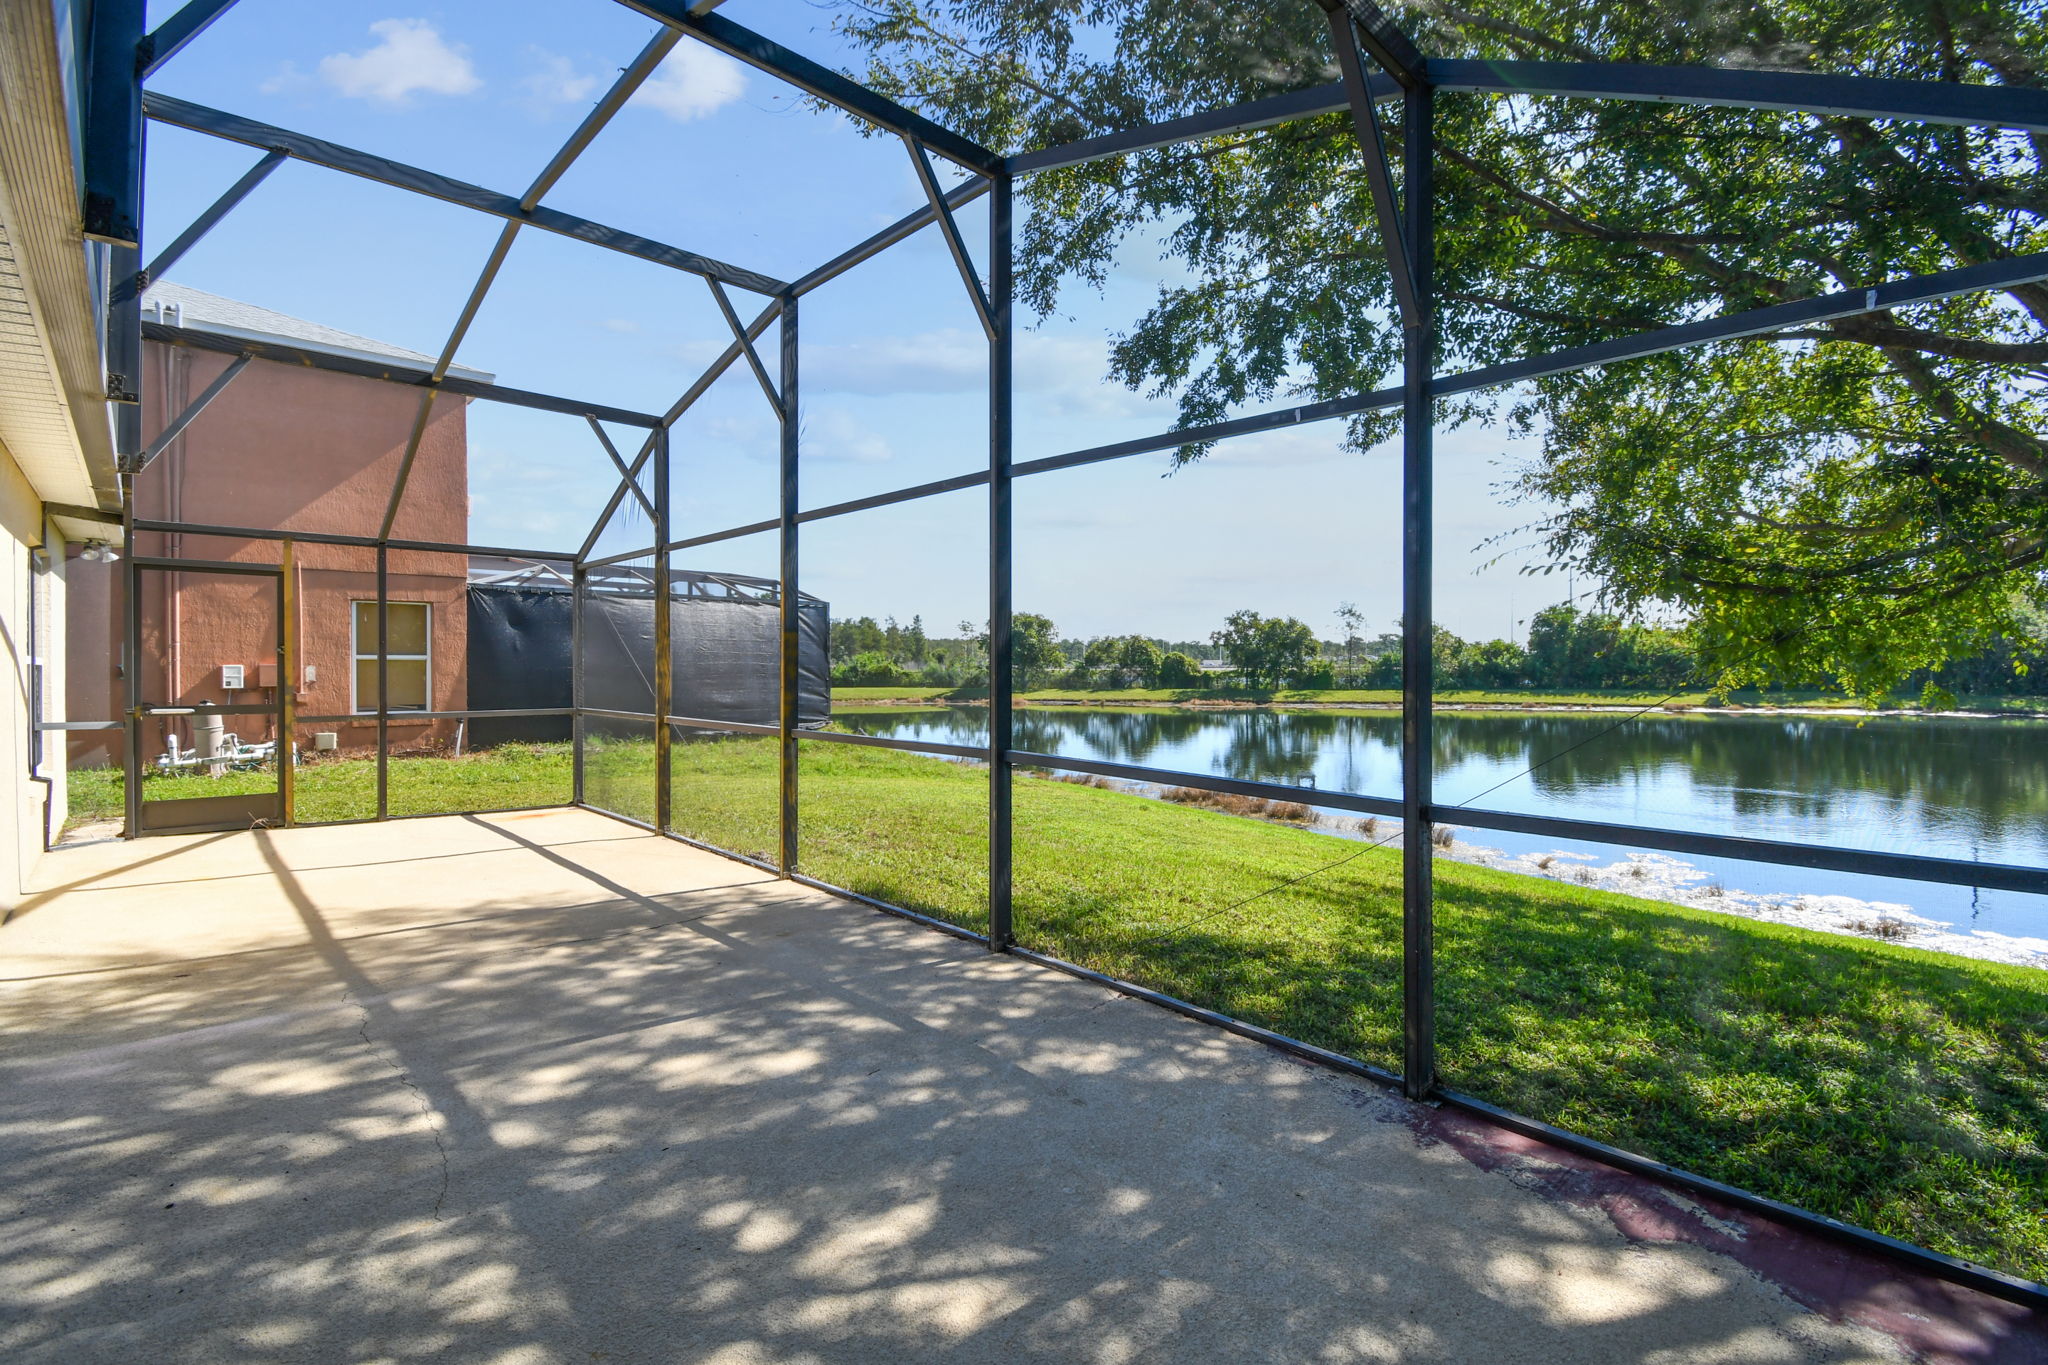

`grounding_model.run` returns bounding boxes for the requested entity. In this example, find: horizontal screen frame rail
[1005,61,2048,178]
[623,252,2048,560]
[133,519,579,560]
[1446,805,2048,896]
[297,708,575,724]
[802,729,988,760]
[142,321,666,428]
[1009,750,1404,818]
